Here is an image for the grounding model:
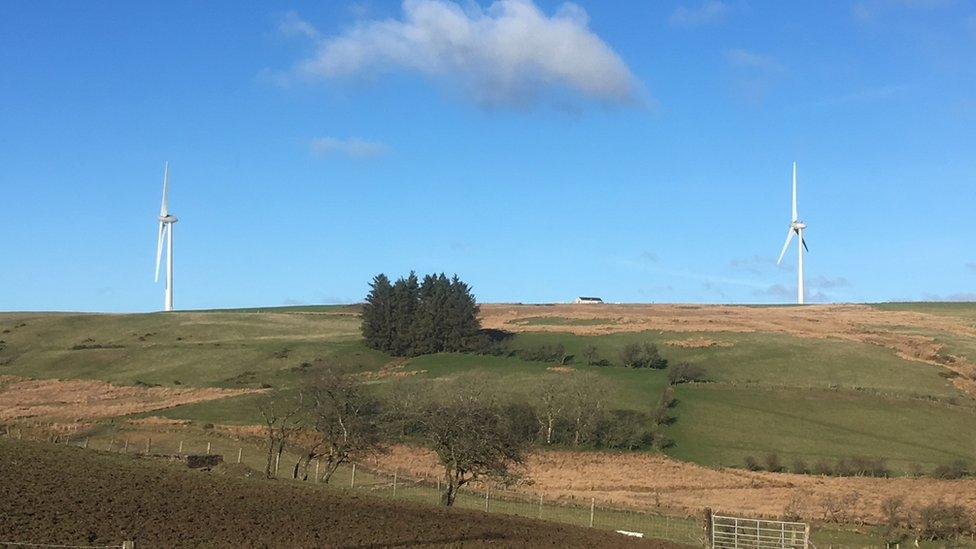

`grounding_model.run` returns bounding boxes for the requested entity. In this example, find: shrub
[791,458,809,475]
[813,459,833,476]
[744,455,761,471]
[516,343,567,363]
[932,459,970,480]
[917,501,973,540]
[880,496,909,544]
[667,362,707,385]
[581,344,599,365]
[848,456,890,477]
[619,342,668,369]
[764,452,784,473]
[593,409,654,450]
